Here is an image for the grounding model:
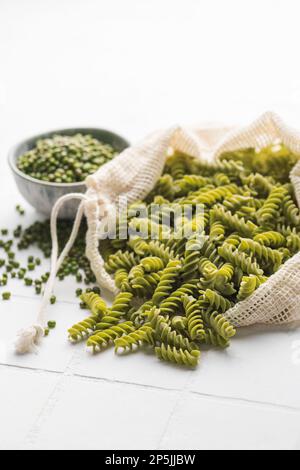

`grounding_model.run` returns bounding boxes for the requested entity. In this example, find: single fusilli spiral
[114,324,154,352]
[140,256,165,273]
[127,237,150,256]
[199,288,232,313]
[182,238,202,281]
[95,292,133,330]
[155,343,200,367]
[257,186,289,226]
[218,243,263,276]
[105,250,139,274]
[238,238,283,272]
[202,311,236,340]
[68,315,98,342]
[87,321,135,351]
[80,292,107,317]
[237,275,268,301]
[253,231,285,248]
[182,295,205,340]
[152,259,182,306]
[211,206,257,237]
[159,280,198,315]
